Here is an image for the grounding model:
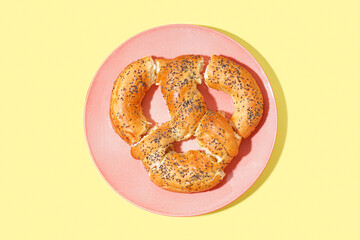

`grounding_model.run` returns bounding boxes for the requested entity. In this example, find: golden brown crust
[149,151,224,193]
[195,110,242,168]
[131,55,207,158]
[205,55,263,138]
[159,55,206,141]
[131,55,229,192]
[130,122,174,160]
[110,57,156,145]
[111,54,264,193]
[158,55,204,117]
